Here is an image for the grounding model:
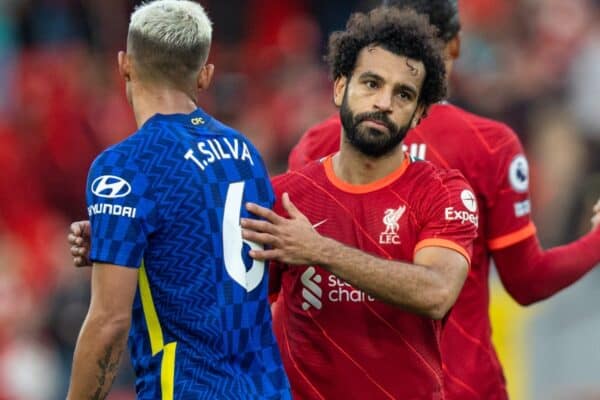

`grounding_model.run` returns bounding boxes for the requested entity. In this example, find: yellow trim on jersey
[139,262,178,400]
[139,263,165,356]
[161,342,177,400]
